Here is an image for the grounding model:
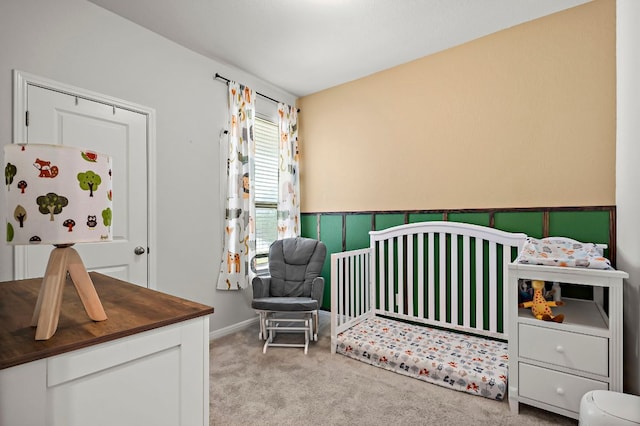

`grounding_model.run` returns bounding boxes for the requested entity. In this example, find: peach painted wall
[298,0,615,213]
